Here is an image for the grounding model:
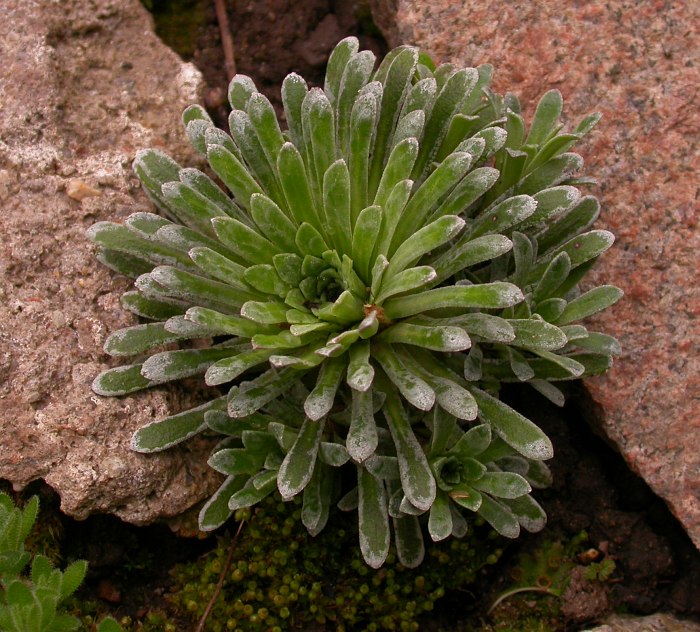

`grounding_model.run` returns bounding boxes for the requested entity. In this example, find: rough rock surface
[585,613,700,632]
[369,0,700,548]
[0,0,222,524]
